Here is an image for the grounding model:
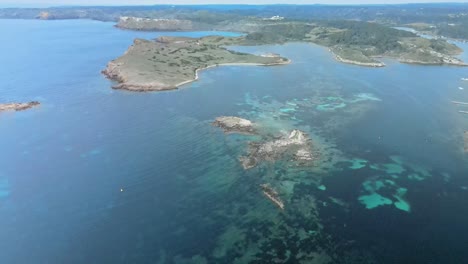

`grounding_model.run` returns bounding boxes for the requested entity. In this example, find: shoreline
[175,59,292,88]
[332,52,386,67]
[331,49,468,68]
[397,58,468,67]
